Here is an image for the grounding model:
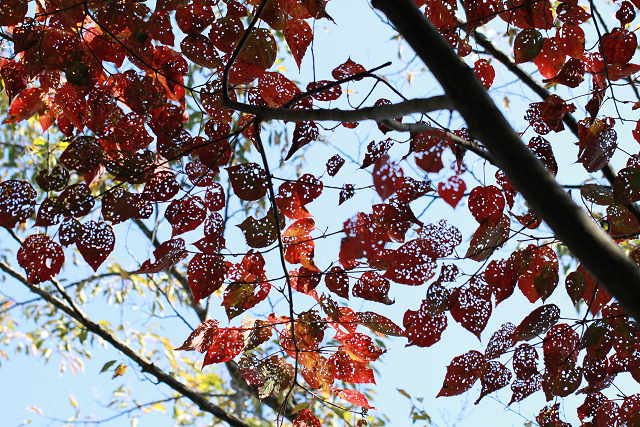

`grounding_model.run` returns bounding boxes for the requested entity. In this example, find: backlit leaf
[17,234,65,284]
[137,238,188,274]
[77,221,115,272]
[0,180,36,229]
[227,163,268,201]
[437,350,487,397]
